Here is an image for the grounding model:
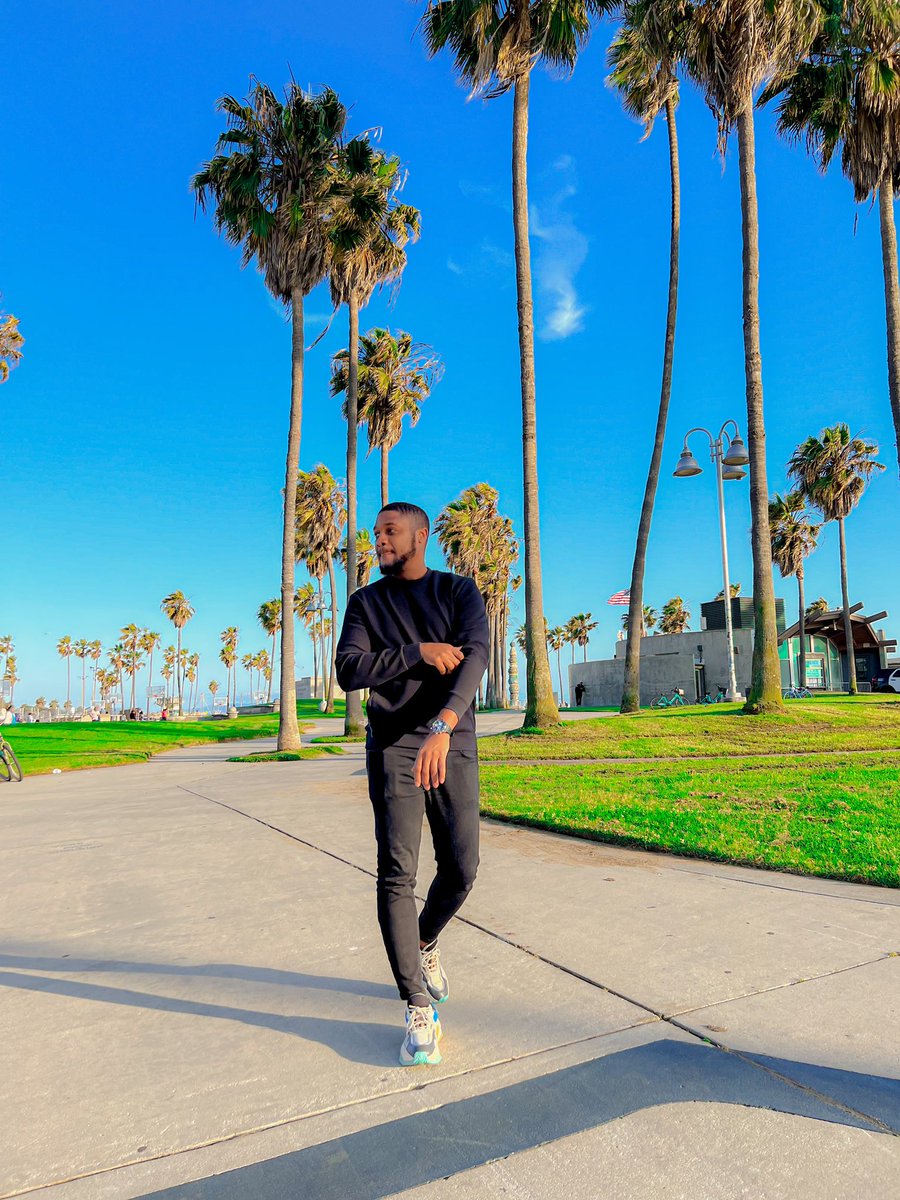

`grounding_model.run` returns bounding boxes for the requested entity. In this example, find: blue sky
[3,0,897,704]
